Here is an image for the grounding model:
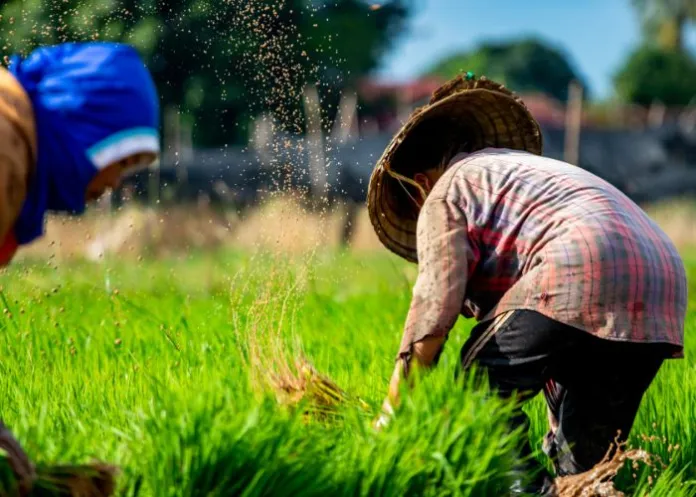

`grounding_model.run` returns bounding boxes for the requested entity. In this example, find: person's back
[435,148,686,353]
